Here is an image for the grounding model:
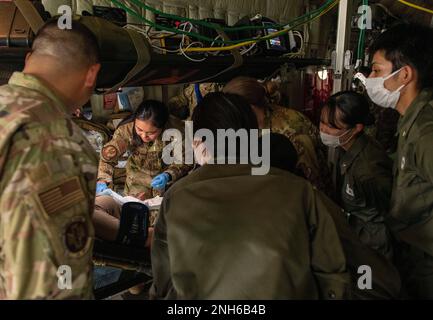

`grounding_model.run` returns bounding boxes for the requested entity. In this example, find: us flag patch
[38,177,85,215]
